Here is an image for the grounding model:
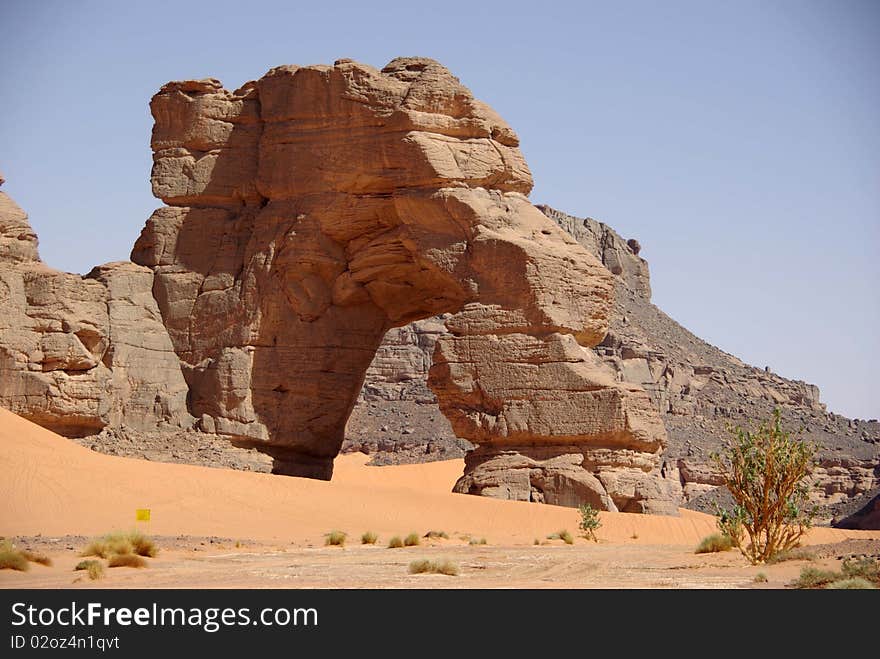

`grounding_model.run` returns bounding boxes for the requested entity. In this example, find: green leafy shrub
[578,504,601,542]
[712,409,817,564]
